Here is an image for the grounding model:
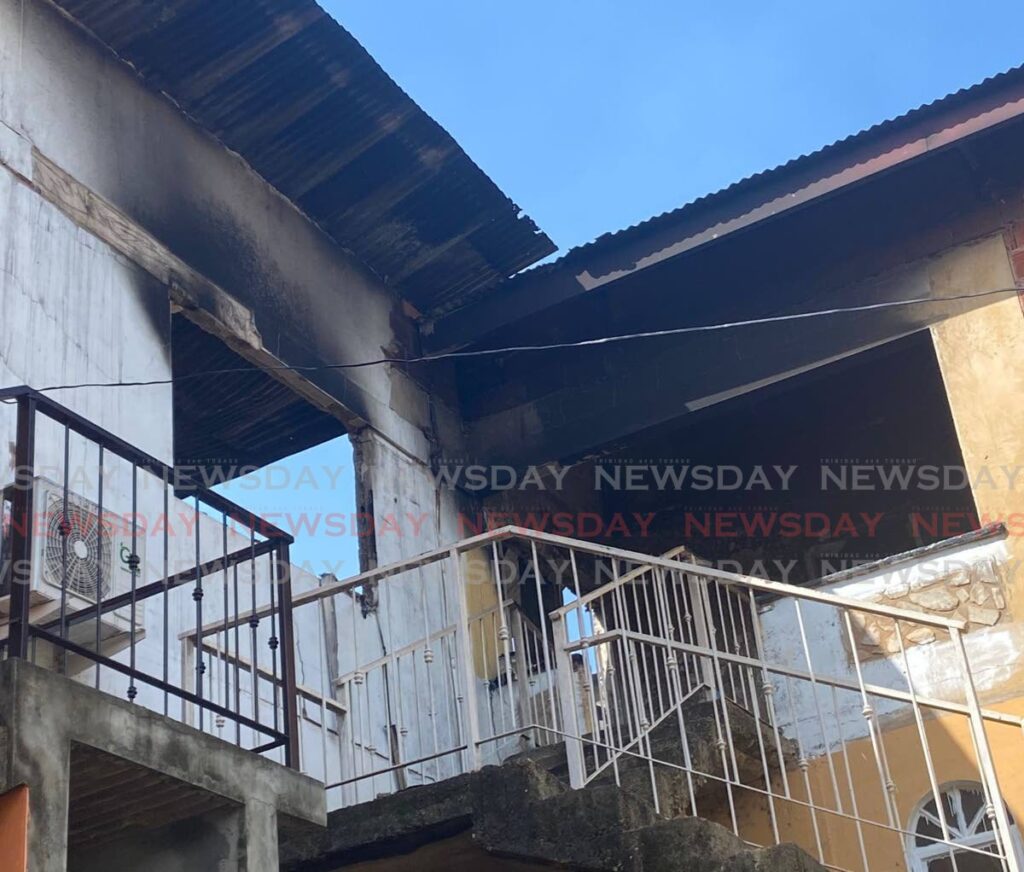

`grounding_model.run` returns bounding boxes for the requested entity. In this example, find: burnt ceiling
[172,317,345,475]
